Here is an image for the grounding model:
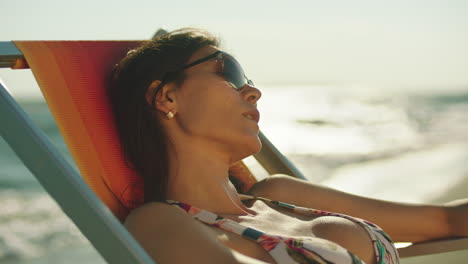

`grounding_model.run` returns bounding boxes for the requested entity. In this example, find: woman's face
[173,45,262,163]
